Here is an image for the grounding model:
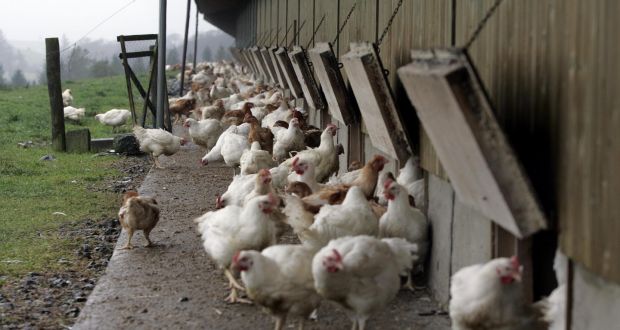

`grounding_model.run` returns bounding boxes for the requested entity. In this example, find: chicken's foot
[225,287,253,304]
[224,269,245,291]
[144,228,154,247]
